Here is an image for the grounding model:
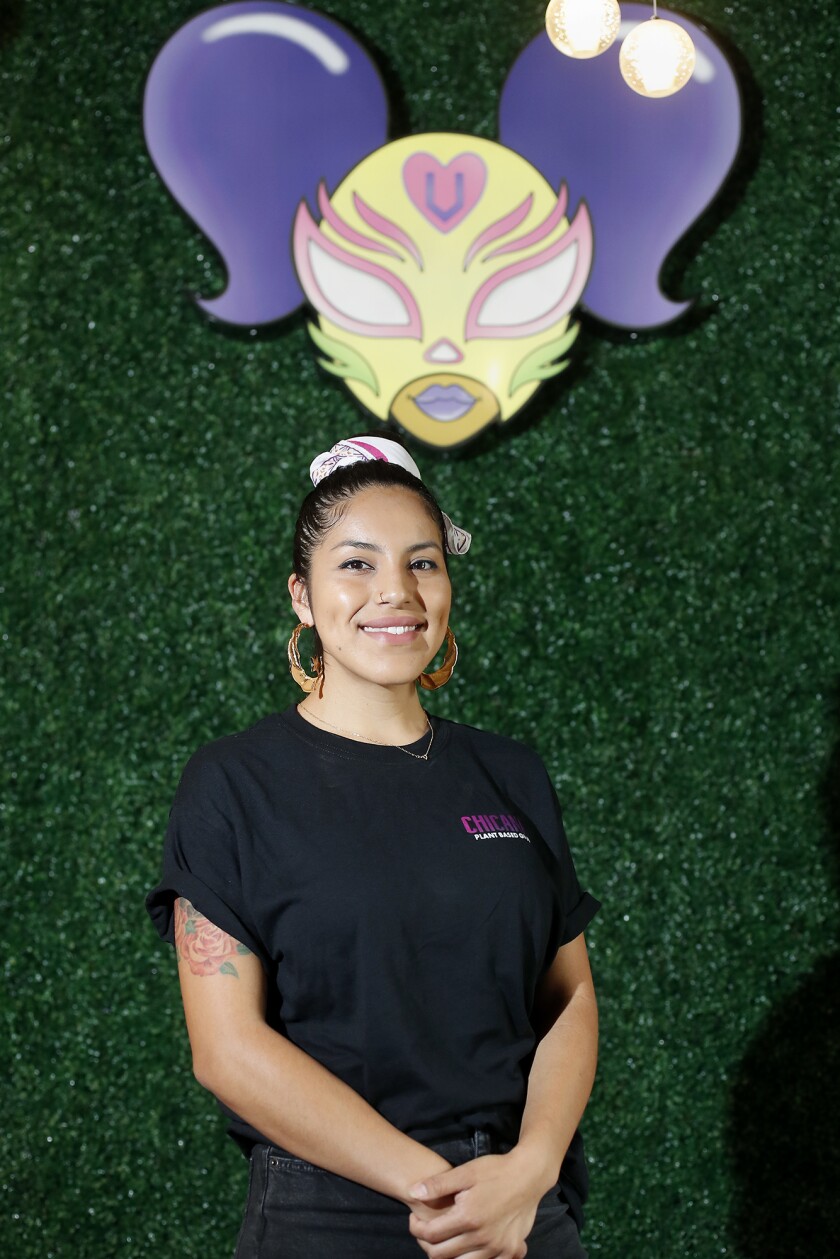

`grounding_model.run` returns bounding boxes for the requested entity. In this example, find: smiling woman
[146,433,600,1259]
